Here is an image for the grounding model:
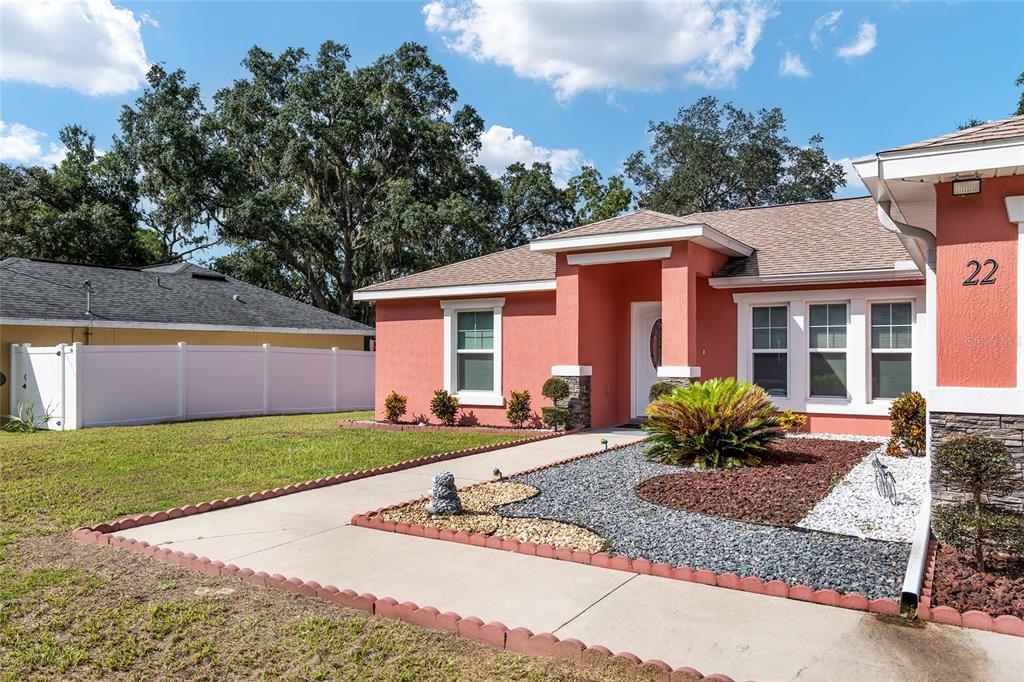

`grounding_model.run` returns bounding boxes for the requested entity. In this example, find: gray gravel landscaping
[500,442,911,600]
